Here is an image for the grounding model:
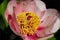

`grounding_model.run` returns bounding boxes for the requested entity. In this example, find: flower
[4,0,60,40]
